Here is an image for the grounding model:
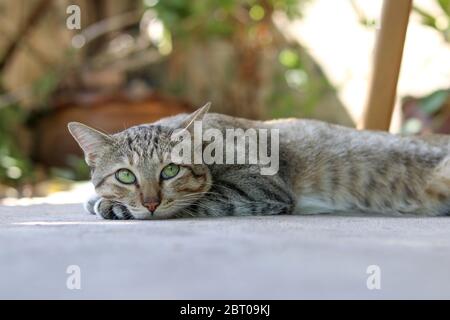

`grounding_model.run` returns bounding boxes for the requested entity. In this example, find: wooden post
[359,0,412,131]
